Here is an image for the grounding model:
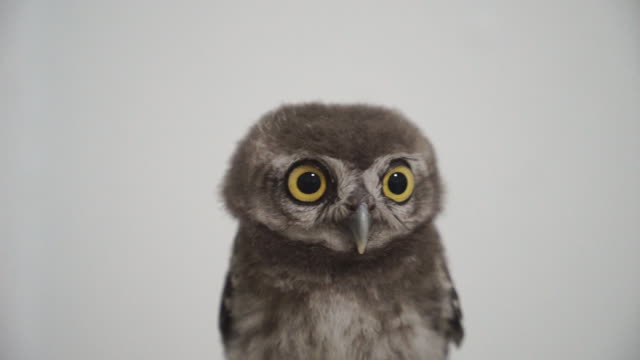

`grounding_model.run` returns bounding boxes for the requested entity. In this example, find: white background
[3,1,640,359]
